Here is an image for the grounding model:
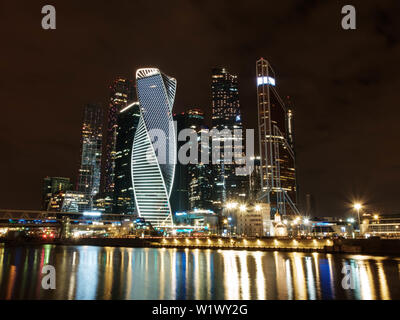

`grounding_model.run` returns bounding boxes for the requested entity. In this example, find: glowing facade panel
[132,68,177,227]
